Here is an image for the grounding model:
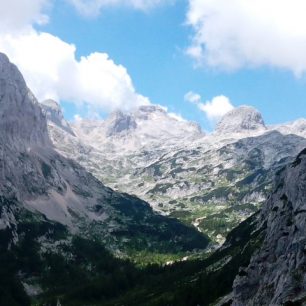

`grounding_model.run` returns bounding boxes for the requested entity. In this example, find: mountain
[0,53,214,304]
[40,99,75,136]
[72,104,203,152]
[215,105,266,135]
[103,148,306,306]
[44,101,306,245]
[231,148,306,305]
[274,118,306,138]
[104,110,137,137]
[2,51,306,306]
